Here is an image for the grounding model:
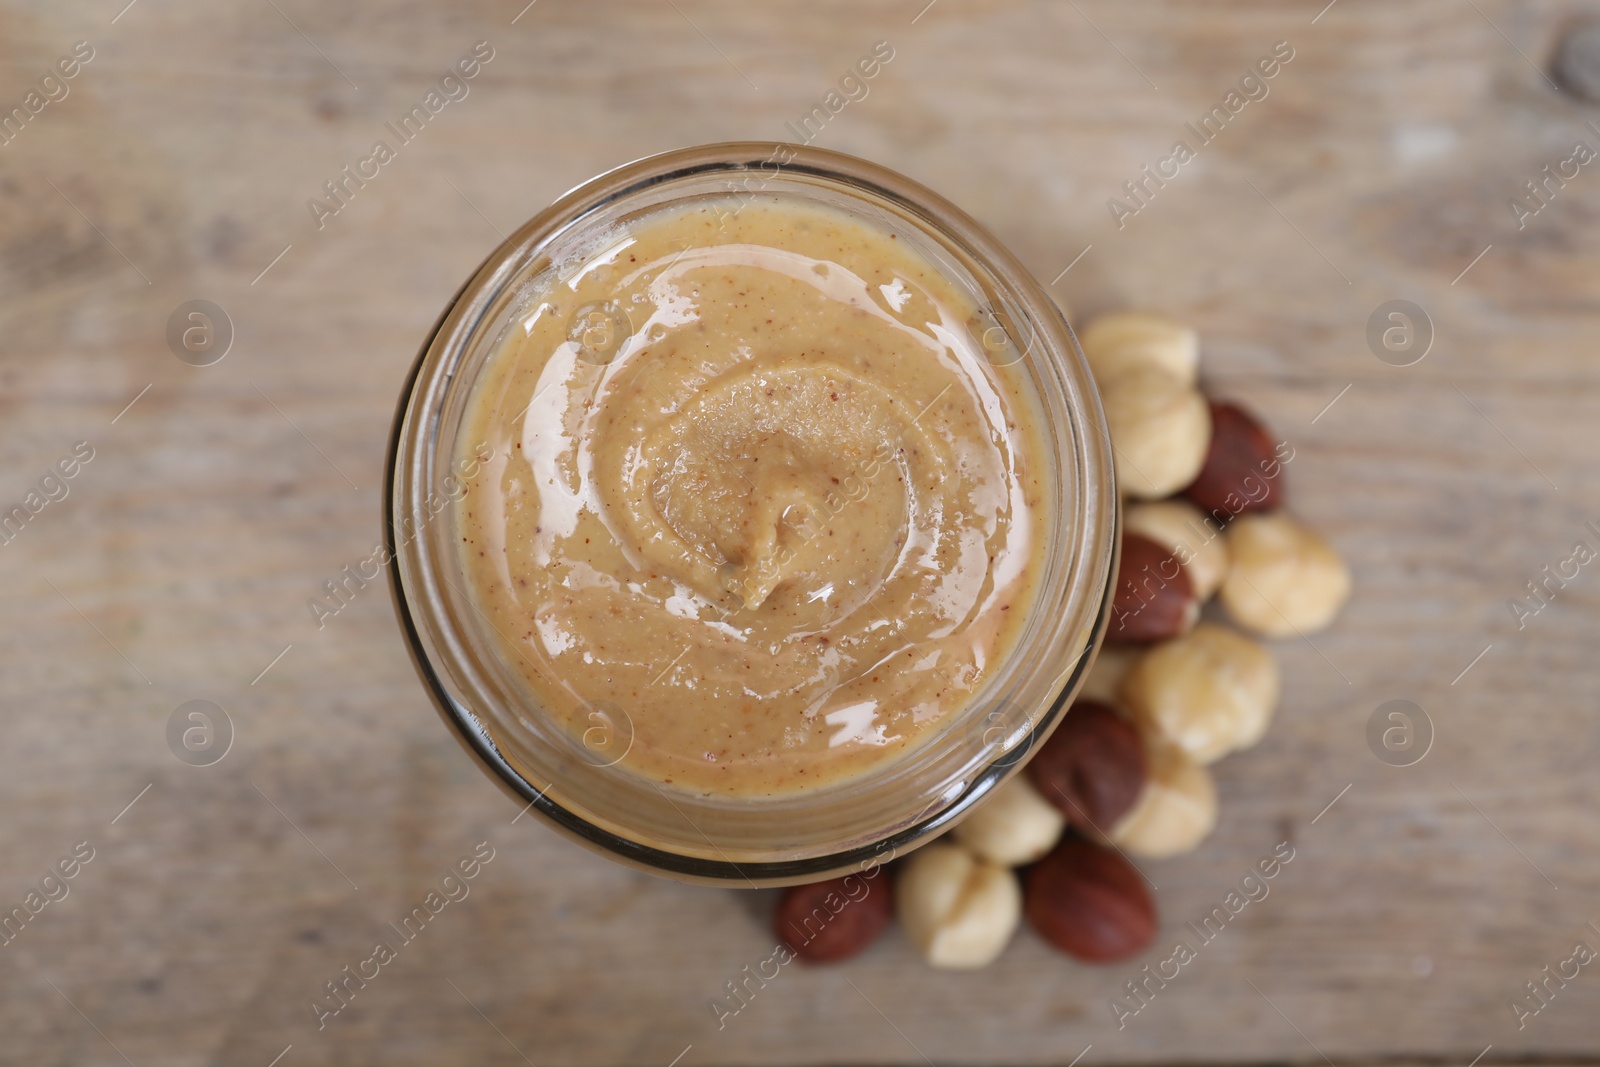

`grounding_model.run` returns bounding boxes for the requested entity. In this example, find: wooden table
[2,0,1597,1063]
